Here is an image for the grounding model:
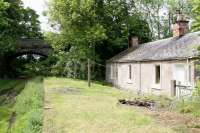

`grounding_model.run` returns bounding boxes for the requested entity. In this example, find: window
[155,65,160,84]
[129,65,132,79]
[108,65,111,78]
[111,65,117,79]
[111,65,114,79]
